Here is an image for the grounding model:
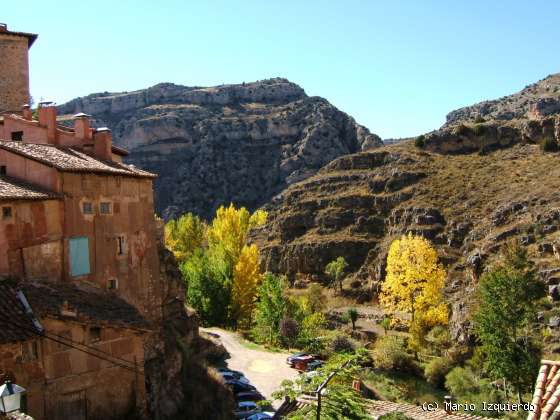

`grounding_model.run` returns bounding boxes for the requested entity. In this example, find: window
[10,131,23,141]
[117,235,126,255]
[2,206,12,219]
[0,165,6,175]
[82,202,93,215]
[99,202,112,215]
[89,326,101,343]
[108,279,118,290]
[69,237,90,277]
